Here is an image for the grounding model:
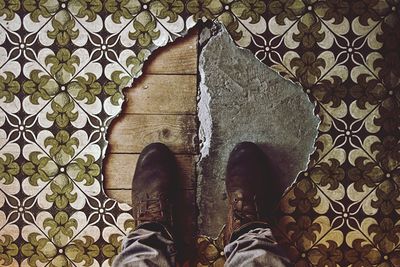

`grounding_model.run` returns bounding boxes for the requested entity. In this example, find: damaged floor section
[197,26,320,236]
